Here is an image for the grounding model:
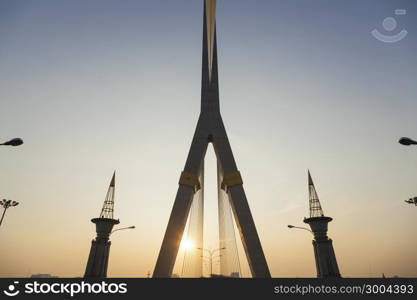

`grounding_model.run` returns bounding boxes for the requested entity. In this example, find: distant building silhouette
[30,274,58,278]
